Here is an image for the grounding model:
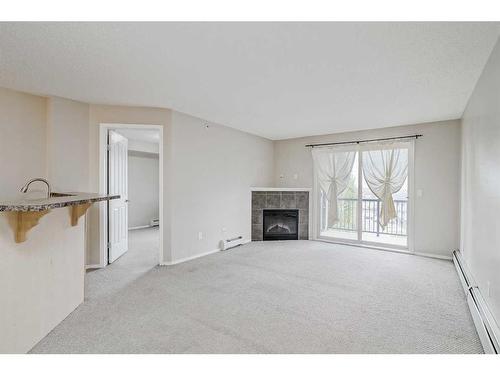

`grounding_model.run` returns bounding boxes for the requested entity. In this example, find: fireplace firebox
[263,209,299,241]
